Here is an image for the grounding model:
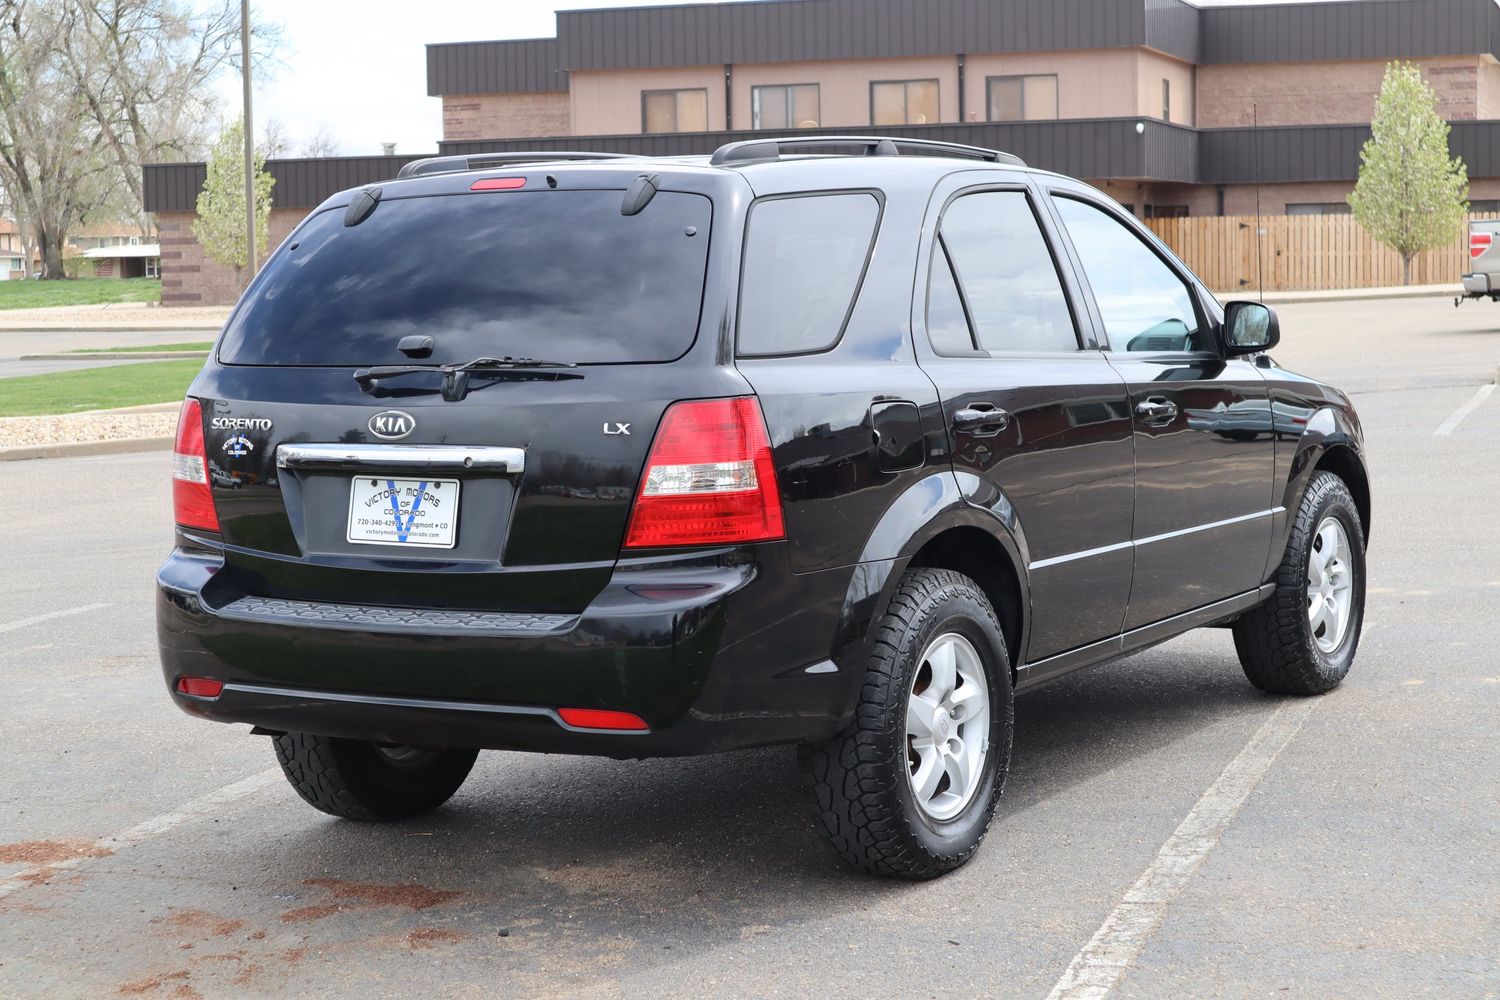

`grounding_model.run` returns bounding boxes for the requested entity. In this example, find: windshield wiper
[354,356,580,401]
